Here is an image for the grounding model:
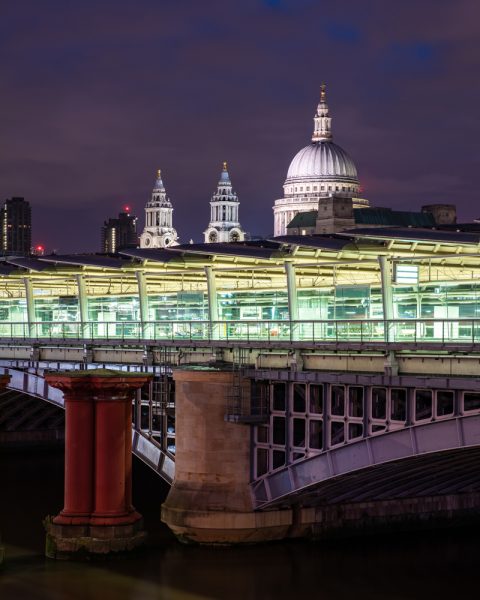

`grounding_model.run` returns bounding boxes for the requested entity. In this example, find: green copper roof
[353,208,435,227]
[286,211,317,228]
